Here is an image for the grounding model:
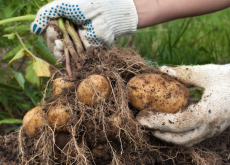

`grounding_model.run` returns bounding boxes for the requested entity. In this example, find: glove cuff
[90,0,138,47]
[104,0,138,36]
